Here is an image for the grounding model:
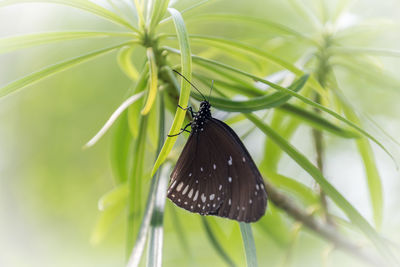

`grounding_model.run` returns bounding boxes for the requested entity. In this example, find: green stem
[313,34,333,223]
